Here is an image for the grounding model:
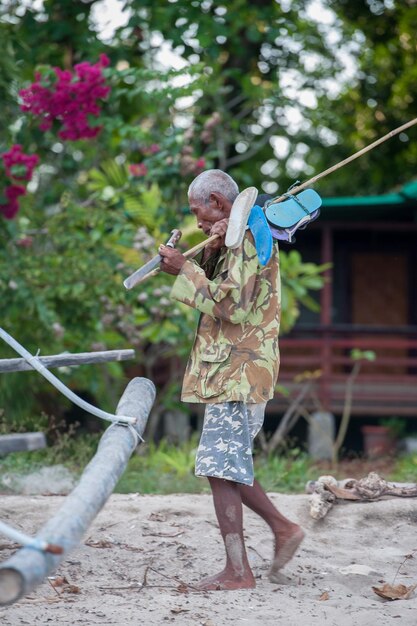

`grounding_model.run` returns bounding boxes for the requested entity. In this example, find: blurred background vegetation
[1,0,417,475]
